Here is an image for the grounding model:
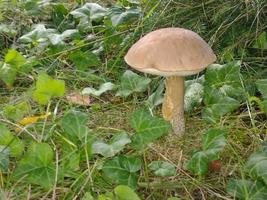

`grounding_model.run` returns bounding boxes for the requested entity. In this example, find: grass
[0,0,267,199]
